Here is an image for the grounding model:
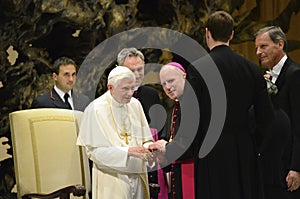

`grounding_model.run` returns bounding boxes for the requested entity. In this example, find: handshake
[128,139,168,163]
